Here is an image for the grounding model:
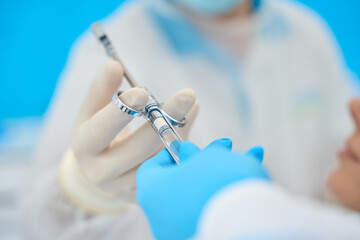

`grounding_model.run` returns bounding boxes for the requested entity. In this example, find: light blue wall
[0,0,359,120]
[0,0,125,120]
[296,0,360,82]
